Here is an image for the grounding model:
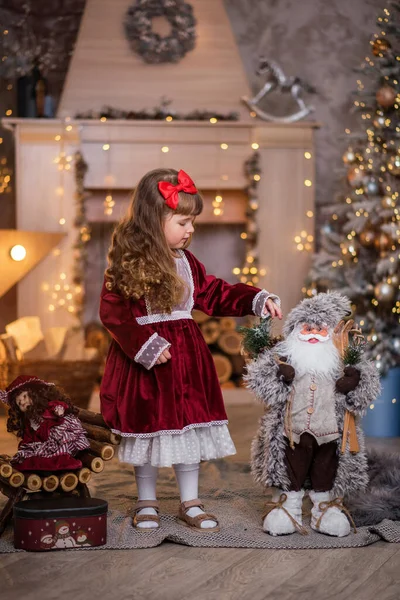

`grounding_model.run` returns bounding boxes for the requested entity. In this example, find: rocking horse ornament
[242,57,316,123]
